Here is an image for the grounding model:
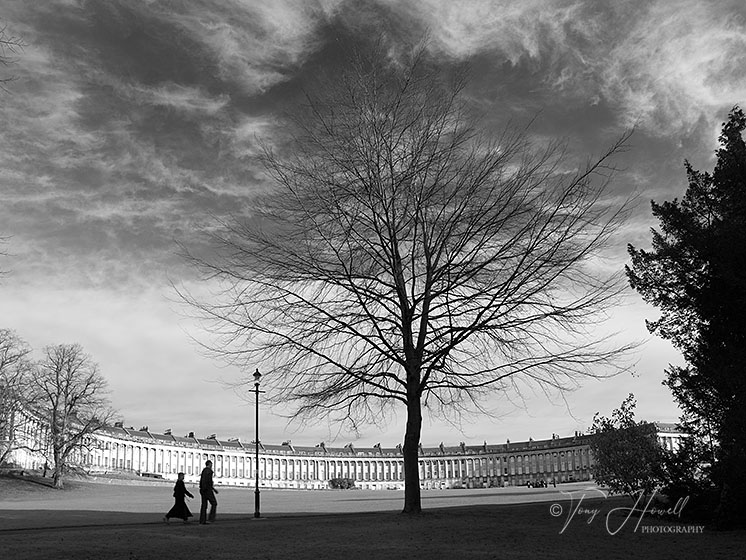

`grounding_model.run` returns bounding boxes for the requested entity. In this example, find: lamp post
[253,368,265,518]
